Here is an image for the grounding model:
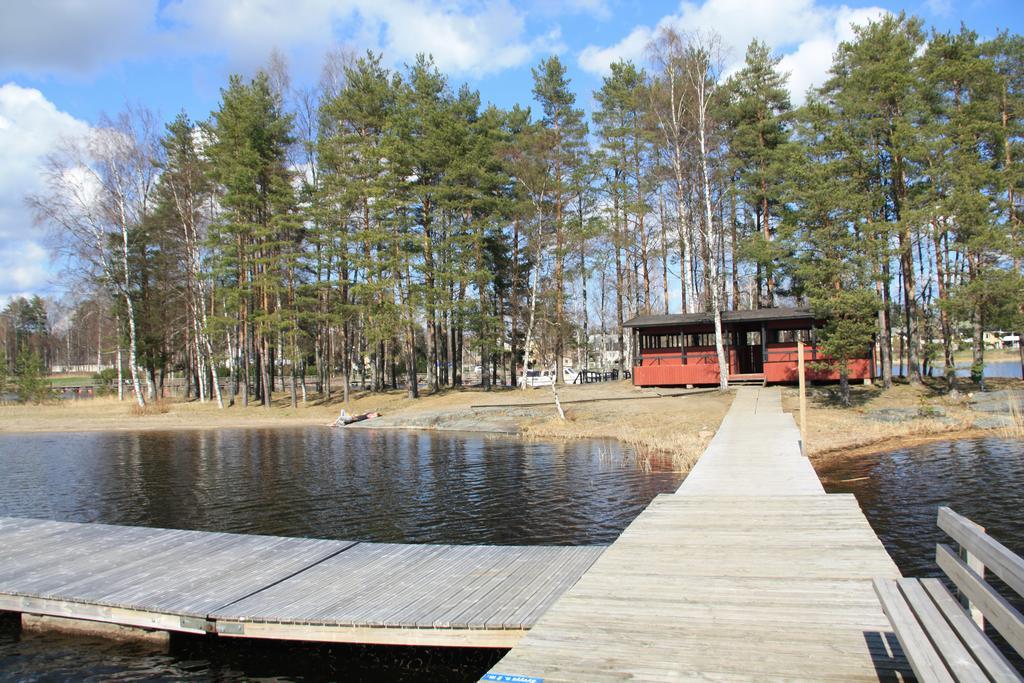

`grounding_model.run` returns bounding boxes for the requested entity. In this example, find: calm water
[882,359,1022,379]
[0,427,682,681]
[817,436,1024,576]
[819,436,1024,669]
